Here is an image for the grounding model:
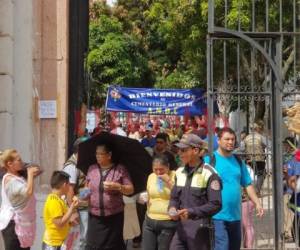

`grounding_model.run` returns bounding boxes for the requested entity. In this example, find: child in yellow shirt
[42,171,78,250]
